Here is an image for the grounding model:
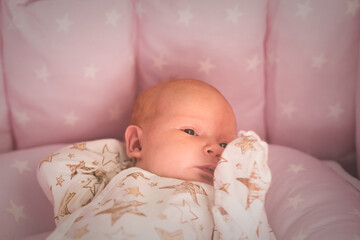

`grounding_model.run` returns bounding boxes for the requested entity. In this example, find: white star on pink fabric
[281,101,297,118]
[226,5,243,24]
[178,7,194,26]
[247,55,261,71]
[11,160,31,174]
[198,58,215,74]
[84,63,100,79]
[34,66,50,83]
[106,9,121,26]
[64,111,79,127]
[152,56,168,70]
[295,2,313,20]
[14,110,30,127]
[56,15,73,33]
[311,54,328,69]
[328,102,344,121]
[6,201,27,222]
[346,0,360,15]
[286,194,305,210]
